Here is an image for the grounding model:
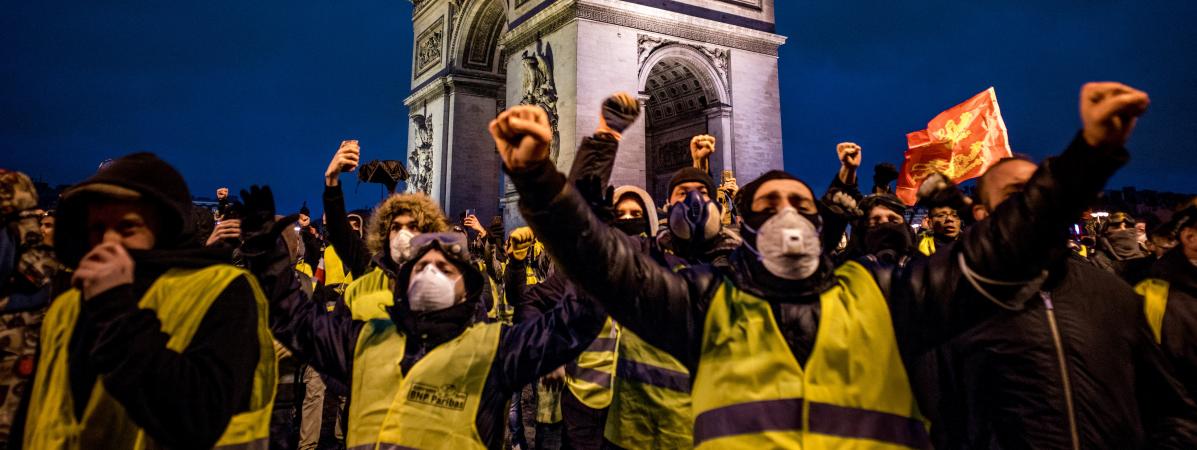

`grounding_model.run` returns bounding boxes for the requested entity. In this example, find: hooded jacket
[612,186,659,237]
[45,153,261,450]
[268,236,604,449]
[508,133,1197,448]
